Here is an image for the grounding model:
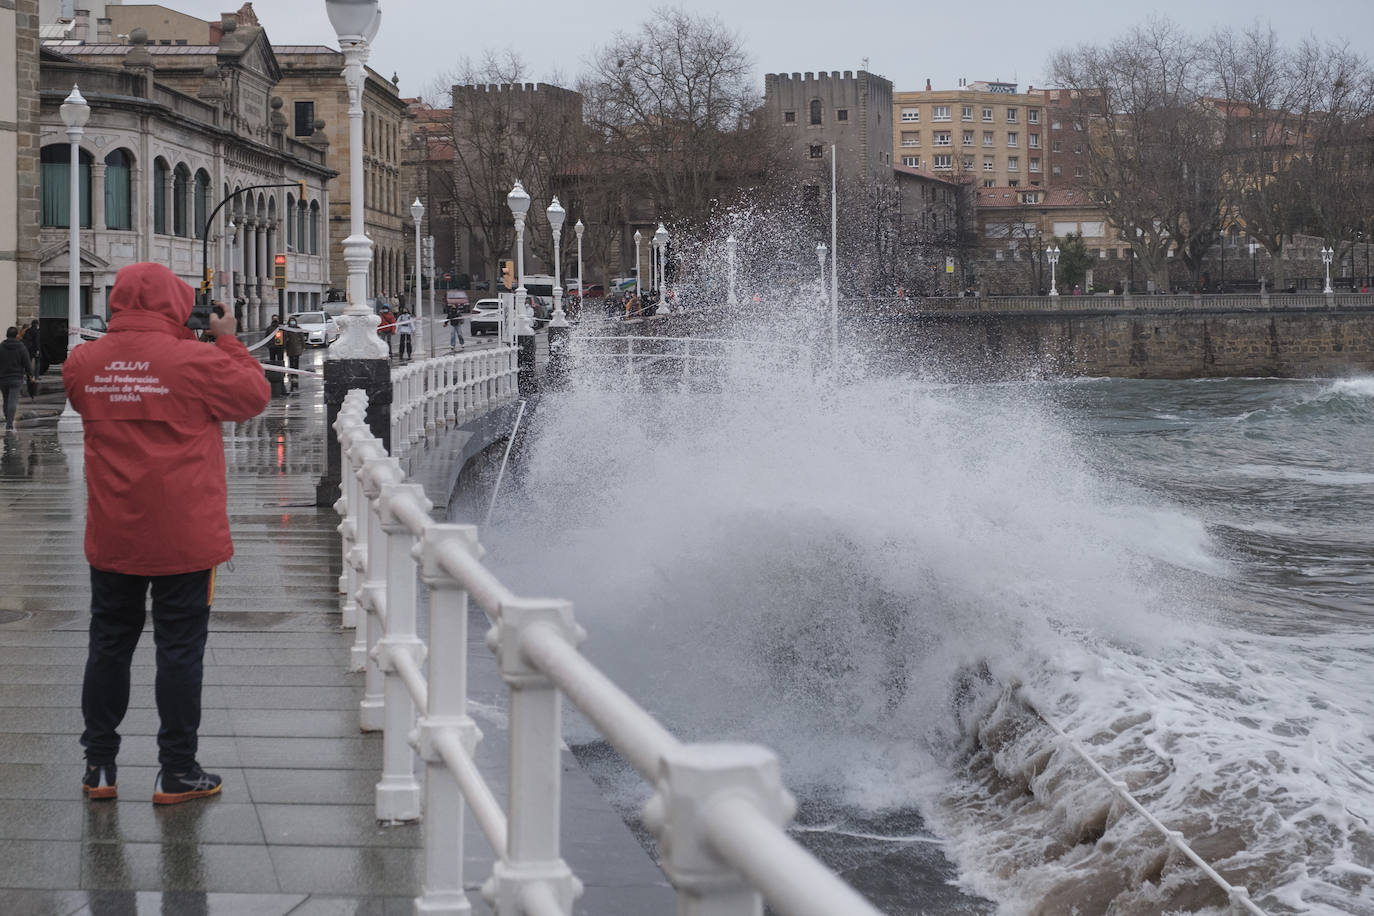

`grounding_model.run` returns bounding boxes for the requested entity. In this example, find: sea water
[481,343,1374,915]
